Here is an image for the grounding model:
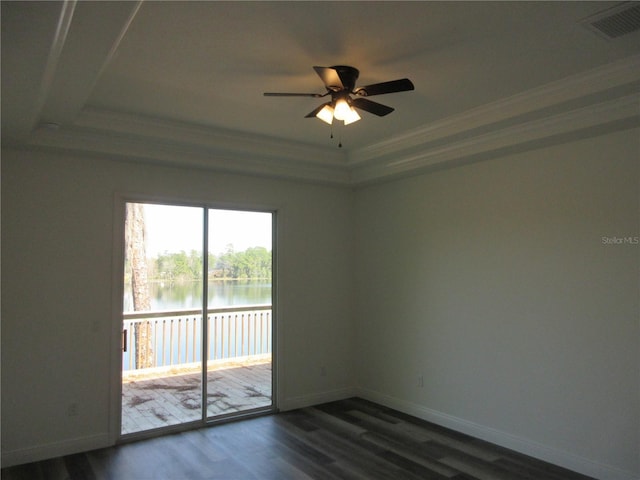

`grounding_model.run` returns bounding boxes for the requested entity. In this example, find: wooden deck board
[122,361,272,434]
